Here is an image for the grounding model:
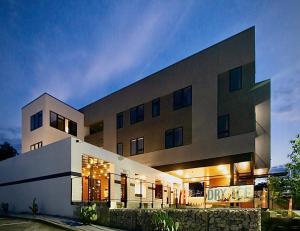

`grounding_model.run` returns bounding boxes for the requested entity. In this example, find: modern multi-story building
[0,27,270,216]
